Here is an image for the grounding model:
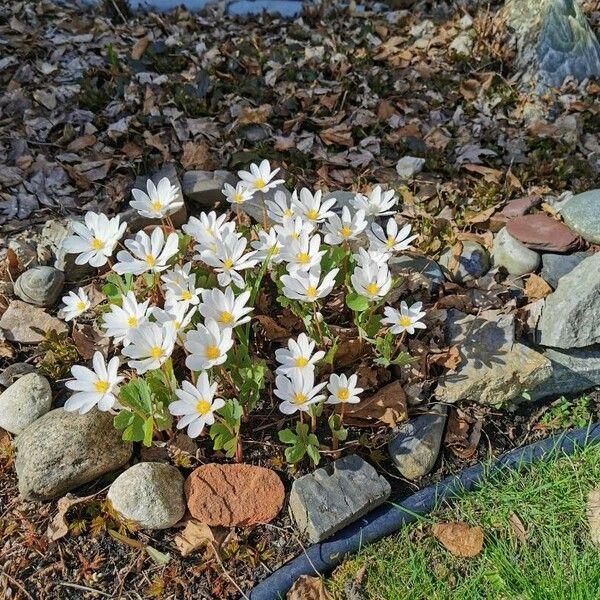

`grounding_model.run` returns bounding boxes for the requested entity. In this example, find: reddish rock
[490,195,541,231]
[185,464,285,527]
[506,214,579,252]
